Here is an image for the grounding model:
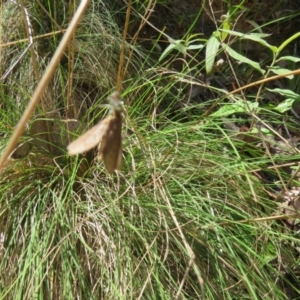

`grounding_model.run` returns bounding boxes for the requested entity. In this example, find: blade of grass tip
[0,0,90,172]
